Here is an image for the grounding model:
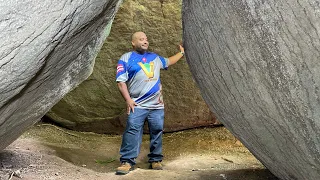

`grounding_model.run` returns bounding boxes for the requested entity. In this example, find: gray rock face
[0,0,122,151]
[183,1,320,180]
